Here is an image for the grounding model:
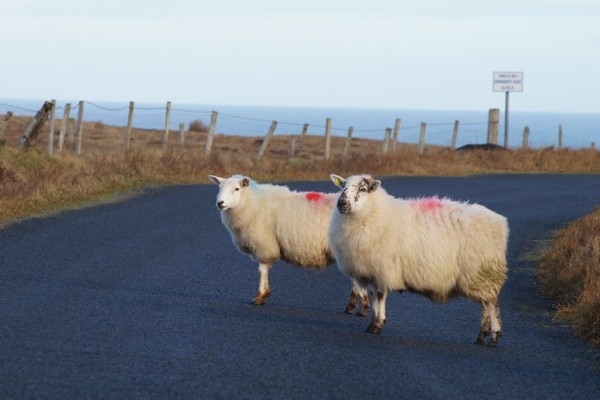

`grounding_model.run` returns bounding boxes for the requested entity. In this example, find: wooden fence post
[299,123,308,152]
[0,111,13,146]
[205,111,218,155]
[522,126,530,149]
[450,120,459,150]
[46,99,56,155]
[558,124,563,149]
[382,128,391,154]
[257,120,277,160]
[163,101,171,151]
[125,101,134,152]
[392,118,401,152]
[19,101,54,148]
[75,101,85,155]
[343,126,353,157]
[487,108,500,144]
[179,123,185,146]
[57,103,71,152]
[324,118,332,160]
[418,122,427,156]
